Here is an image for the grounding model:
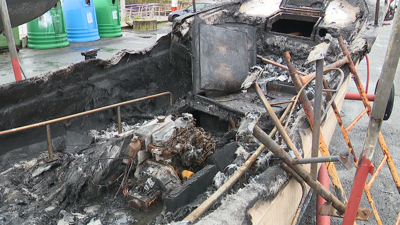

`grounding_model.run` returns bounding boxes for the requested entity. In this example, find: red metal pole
[317,163,330,225]
[0,0,23,81]
[345,93,375,101]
